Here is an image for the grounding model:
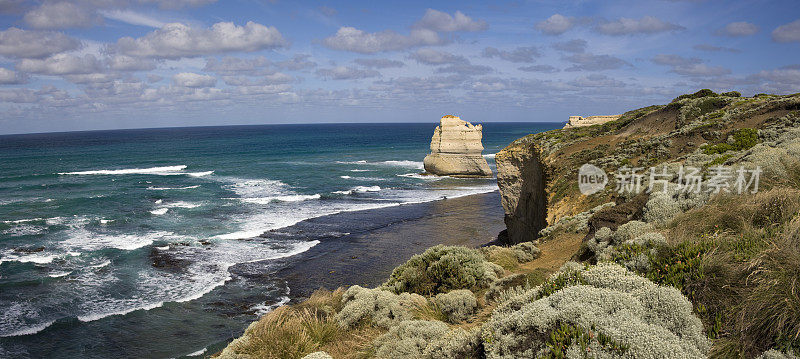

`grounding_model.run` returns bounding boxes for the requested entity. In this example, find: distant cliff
[562,115,621,129]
